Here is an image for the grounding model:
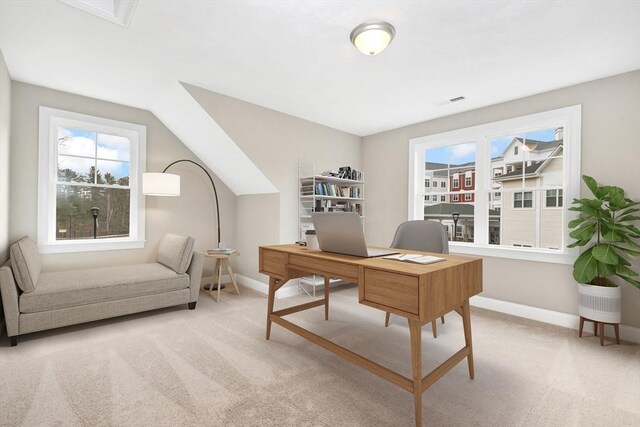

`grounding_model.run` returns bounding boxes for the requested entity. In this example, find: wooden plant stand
[579,316,620,346]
